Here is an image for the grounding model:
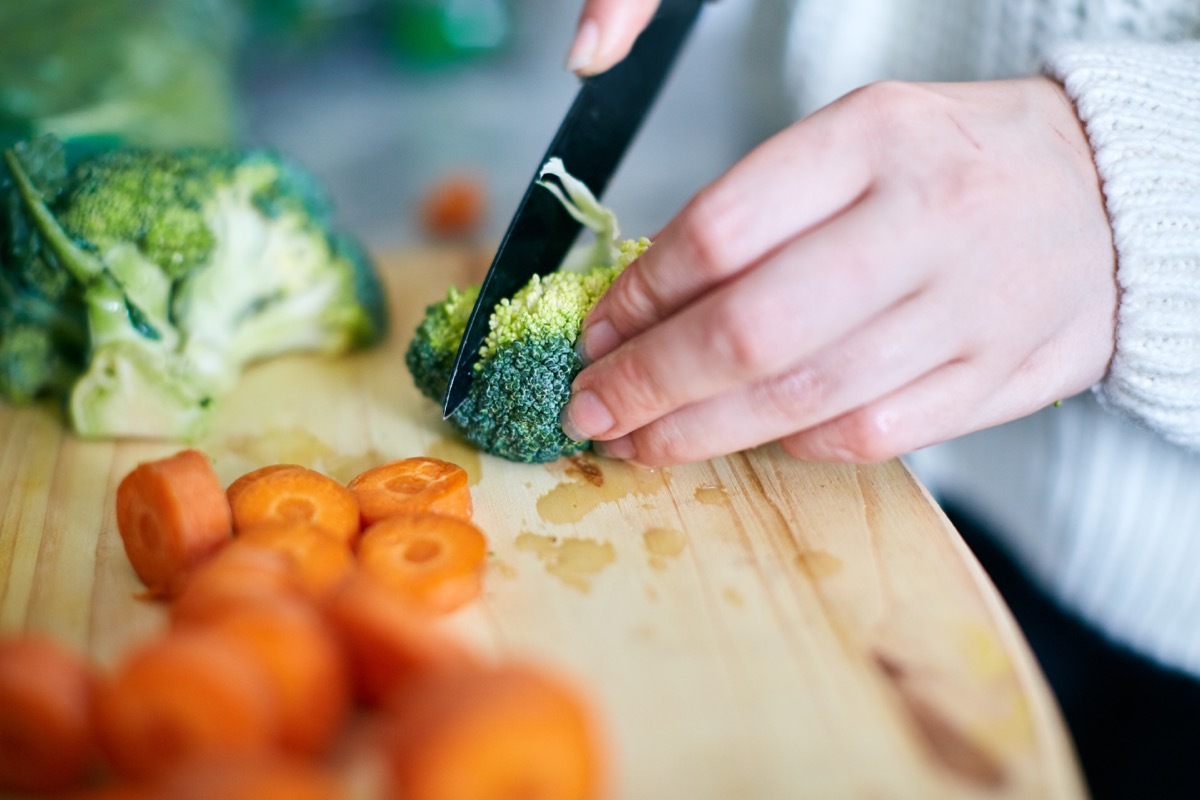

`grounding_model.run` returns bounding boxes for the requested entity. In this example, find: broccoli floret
[0,134,388,439]
[405,158,648,463]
